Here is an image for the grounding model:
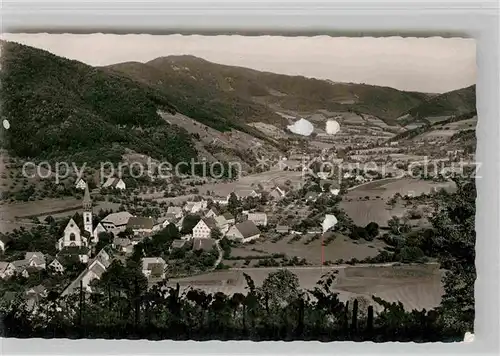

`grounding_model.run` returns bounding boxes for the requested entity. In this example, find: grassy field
[167,264,444,312]
[340,178,455,226]
[224,233,388,267]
